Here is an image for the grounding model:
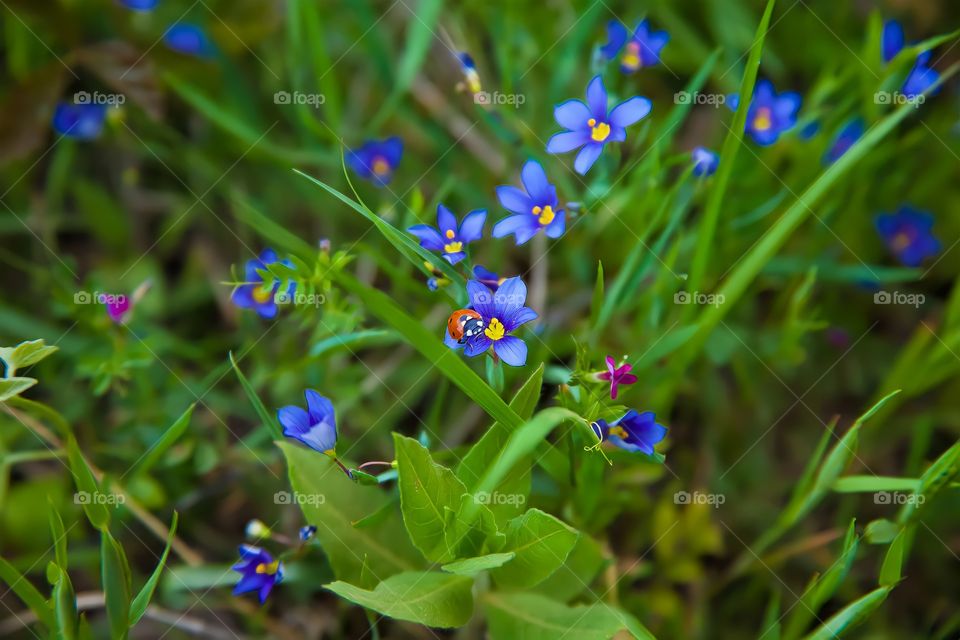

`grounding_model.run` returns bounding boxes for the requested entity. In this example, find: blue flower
[163,23,214,57]
[52,103,107,140]
[882,19,905,63]
[473,265,505,292]
[346,137,403,186]
[278,390,337,454]
[443,277,537,367]
[493,160,565,245]
[119,0,158,10]
[727,79,801,146]
[823,118,864,165]
[408,204,485,265]
[231,249,295,320]
[881,19,940,98]
[546,75,652,175]
[691,146,718,177]
[600,19,669,73]
[591,409,667,455]
[875,206,940,267]
[232,545,282,604]
[299,525,317,542]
